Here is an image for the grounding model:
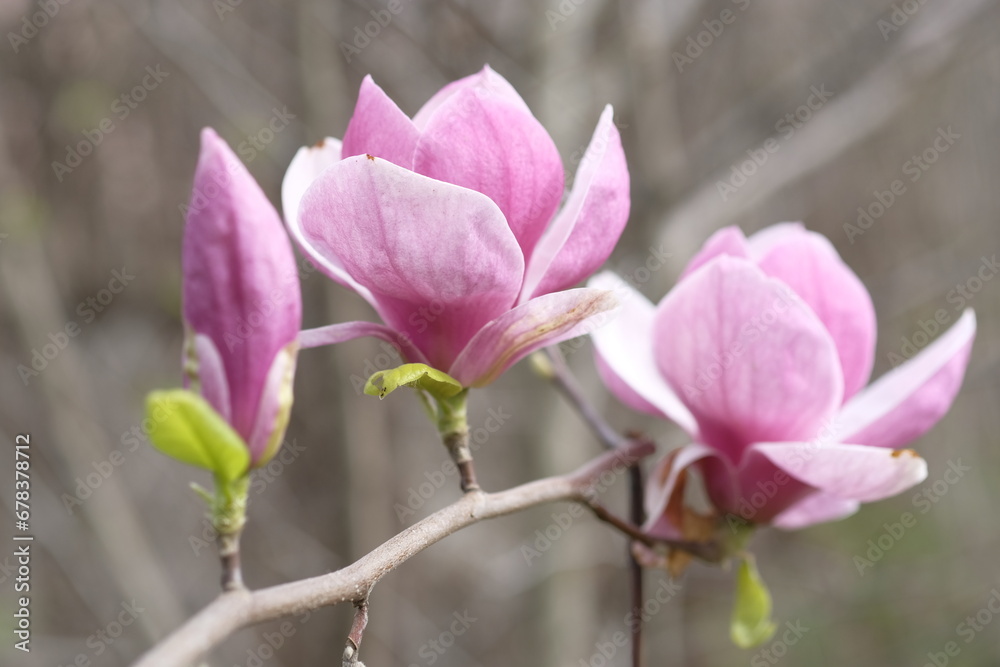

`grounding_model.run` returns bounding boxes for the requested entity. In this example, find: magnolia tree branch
[132,439,656,667]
